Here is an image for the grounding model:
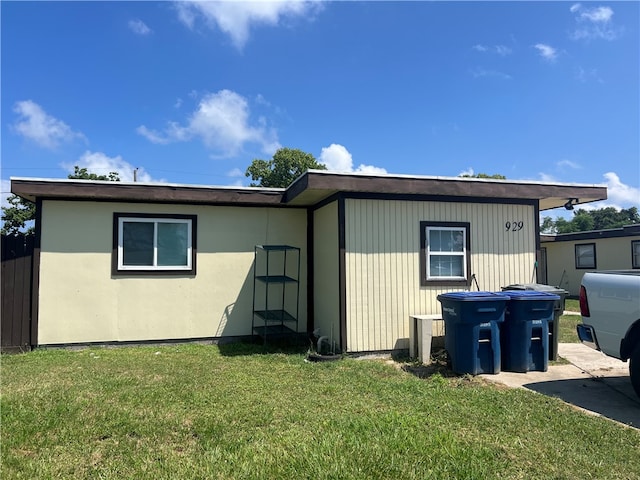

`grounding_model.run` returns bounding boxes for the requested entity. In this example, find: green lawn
[2,344,639,479]
[564,298,580,312]
[558,313,582,343]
